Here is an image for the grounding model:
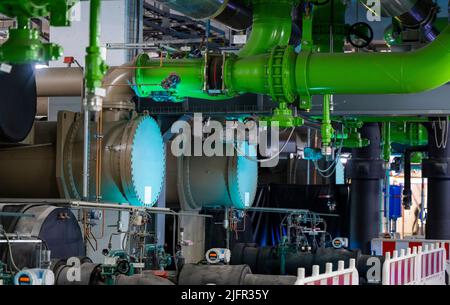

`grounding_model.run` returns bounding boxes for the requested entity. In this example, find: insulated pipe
[423,121,450,239]
[403,146,427,210]
[35,67,83,97]
[370,0,439,41]
[36,62,135,106]
[378,0,417,17]
[101,61,135,106]
[155,0,252,30]
[346,123,384,254]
